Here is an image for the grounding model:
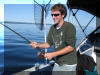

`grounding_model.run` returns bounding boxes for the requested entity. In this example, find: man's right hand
[30,42,38,48]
